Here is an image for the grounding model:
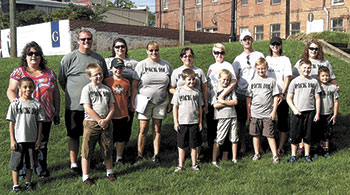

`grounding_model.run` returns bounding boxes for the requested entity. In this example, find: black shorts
[177,124,202,149]
[276,100,289,132]
[289,110,316,145]
[10,143,36,171]
[65,110,84,139]
[112,117,132,143]
[316,114,334,141]
[235,93,247,126]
